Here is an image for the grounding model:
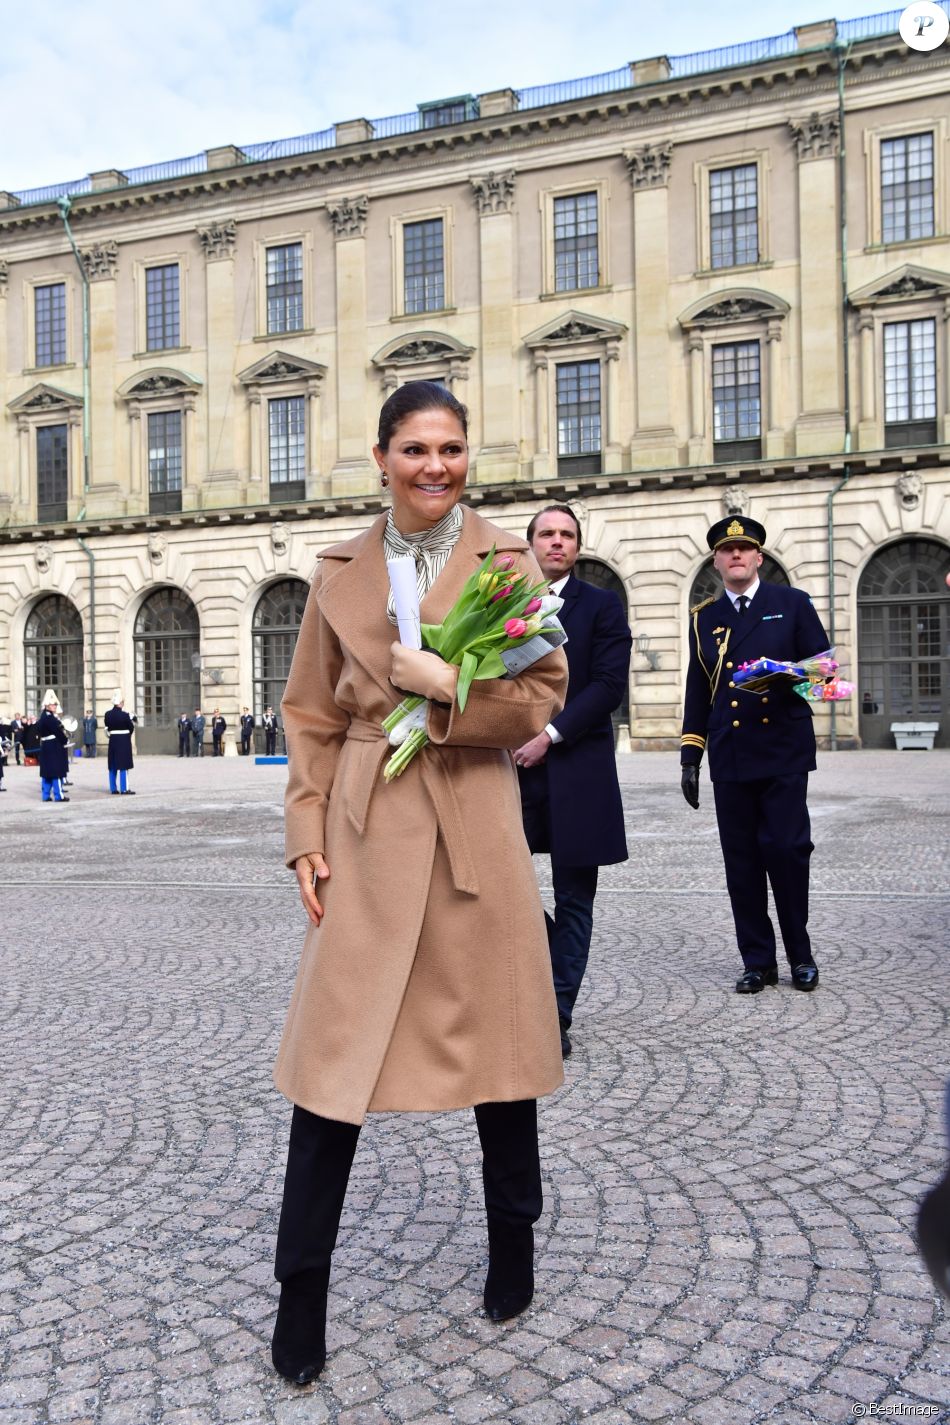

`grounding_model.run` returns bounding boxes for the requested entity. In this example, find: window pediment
[372,331,473,368]
[679,289,789,331]
[238,351,327,387]
[8,382,83,415]
[118,367,202,402]
[524,310,627,350]
[849,264,950,309]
